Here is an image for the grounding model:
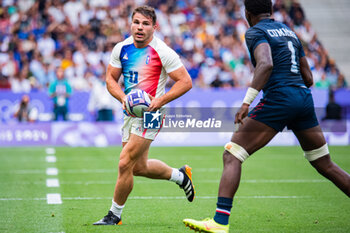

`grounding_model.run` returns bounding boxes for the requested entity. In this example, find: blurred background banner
[0,122,51,146]
[1,88,349,147]
[0,122,122,147]
[1,88,350,123]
